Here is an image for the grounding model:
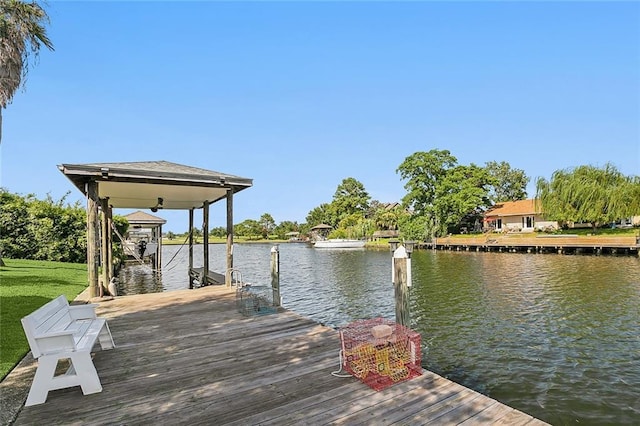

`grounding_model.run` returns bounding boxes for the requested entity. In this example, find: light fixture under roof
[150,197,163,212]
